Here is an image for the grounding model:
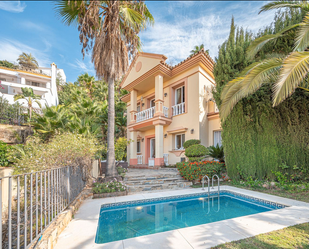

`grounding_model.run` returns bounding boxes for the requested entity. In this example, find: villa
[121,50,222,167]
[0,62,63,110]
